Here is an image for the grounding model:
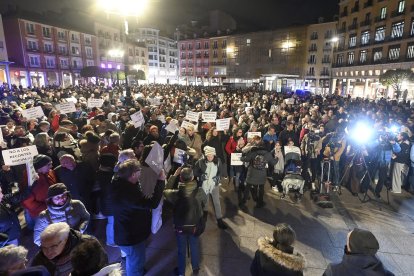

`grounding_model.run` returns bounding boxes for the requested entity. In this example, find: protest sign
[202,111,217,122]
[173,148,187,165]
[245,102,251,107]
[21,106,45,120]
[181,120,197,131]
[145,142,164,175]
[247,132,262,139]
[230,153,243,166]
[285,98,295,105]
[64,97,77,103]
[245,106,253,113]
[164,153,172,174]
[56,102,76,114]
[158,115,166,123]
[2,145,39,166]
[87,98,104,108]
[148,97,161,106]
[26,160,38,187]
[130,111,145,128]
[185,111,200,122]
[165,119,179,133]
[216,118,231,131]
